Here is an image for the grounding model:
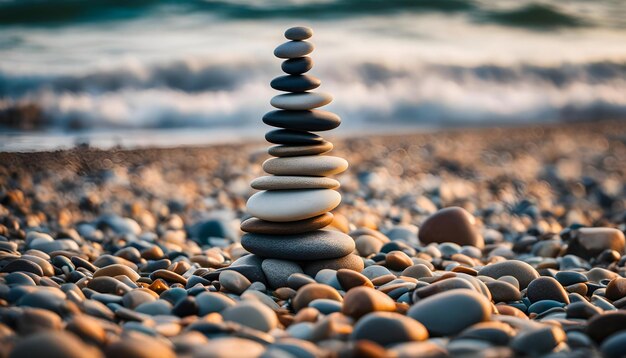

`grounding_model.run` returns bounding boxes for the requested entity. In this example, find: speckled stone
[270,75,320,92]
[261,259,304,288]
[250,176,340,191]
[270,92,332,110]
[242,230,355,260]
[263,110,340,131]
[281,57,313,75]
[262,156,348,176]
[241,213,334,235]
[246,189,340,222]
[268,141,333,157]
